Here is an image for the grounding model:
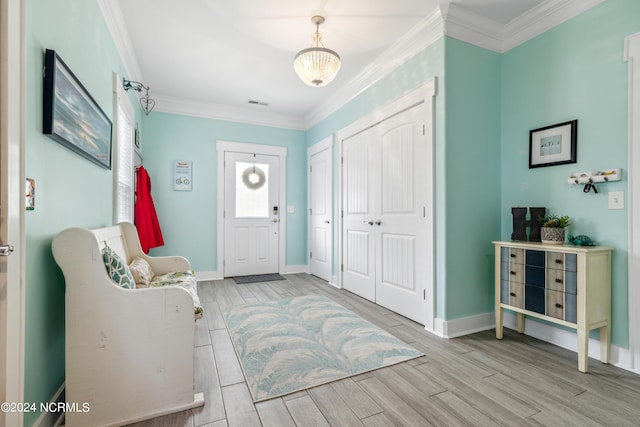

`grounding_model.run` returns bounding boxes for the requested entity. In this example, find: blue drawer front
[501,261,510,281]
[565,270,577,294]
[525,285,545,314]
[526,265,545,288]
[500,280,509,304]
[526,250,545,267]
[565,253,577,272]
[565,292,577,323]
